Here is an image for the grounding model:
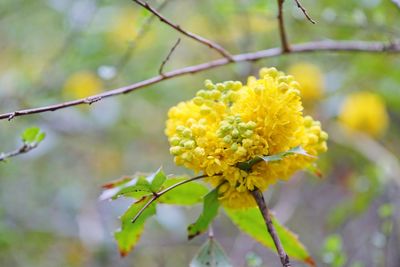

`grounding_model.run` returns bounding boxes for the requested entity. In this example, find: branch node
[84,96,102,105]
[8,112,16,121]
